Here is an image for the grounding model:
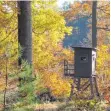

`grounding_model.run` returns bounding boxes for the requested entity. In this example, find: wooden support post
[89,77,94,99]
[68,76,99,99]
[77,78,81,91]
[93,76,99,96]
